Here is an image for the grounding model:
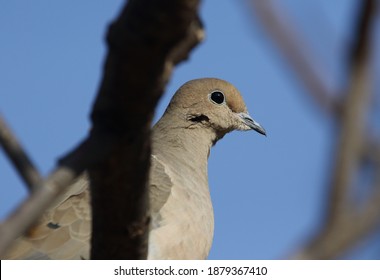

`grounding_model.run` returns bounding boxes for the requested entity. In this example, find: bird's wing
[149,155,173,215]
[5,173,91,260]
[6,155,173,259]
